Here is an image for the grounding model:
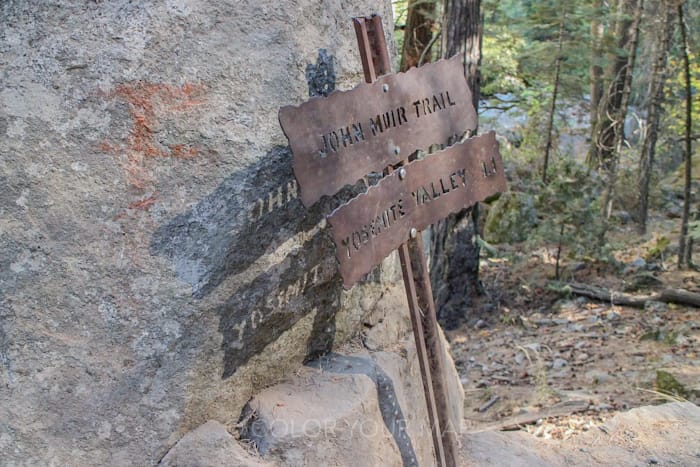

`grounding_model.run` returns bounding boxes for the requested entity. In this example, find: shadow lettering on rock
[216,231,343,379]
[151,49,374,377]
[150,145,318,298]
[150,49,342,299]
